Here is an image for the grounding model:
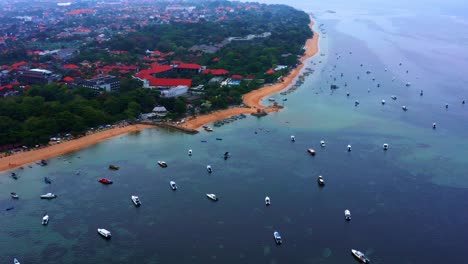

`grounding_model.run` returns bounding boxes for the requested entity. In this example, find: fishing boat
[345,209,352,221]
[170,181,177,190]
[383,144,389,150]
[268,98,275,102]
[347,145,352,151]
[42,214,49,225]
[44,177,52,184]
[40,159,48,166]
[206,194,218,201]
[224,152,230,160]
[204,126,213,132]
[158,161,168,168]
[402,106,408,111]
[11,172,18,180]
[318,175,325,186]
[131,195,141,206]
[307,148,316,156]
[216,138,223,141]
[6,206,14,211]
[10,192,19,199]
[273,231,282,245]
[381,100,385,105]
[291,135,295,142]
[98,178,113,184]
[40,193,57,199]
[207,165,213,173]
[320,140,326,147]
[188,149,192,156]
[14,258,20,264]
[97,228,111,239]
[432,123,436,129]
[351,249,371,263]
[108,165,119,170]
[265,196,271,206]
[391,95,397,100]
